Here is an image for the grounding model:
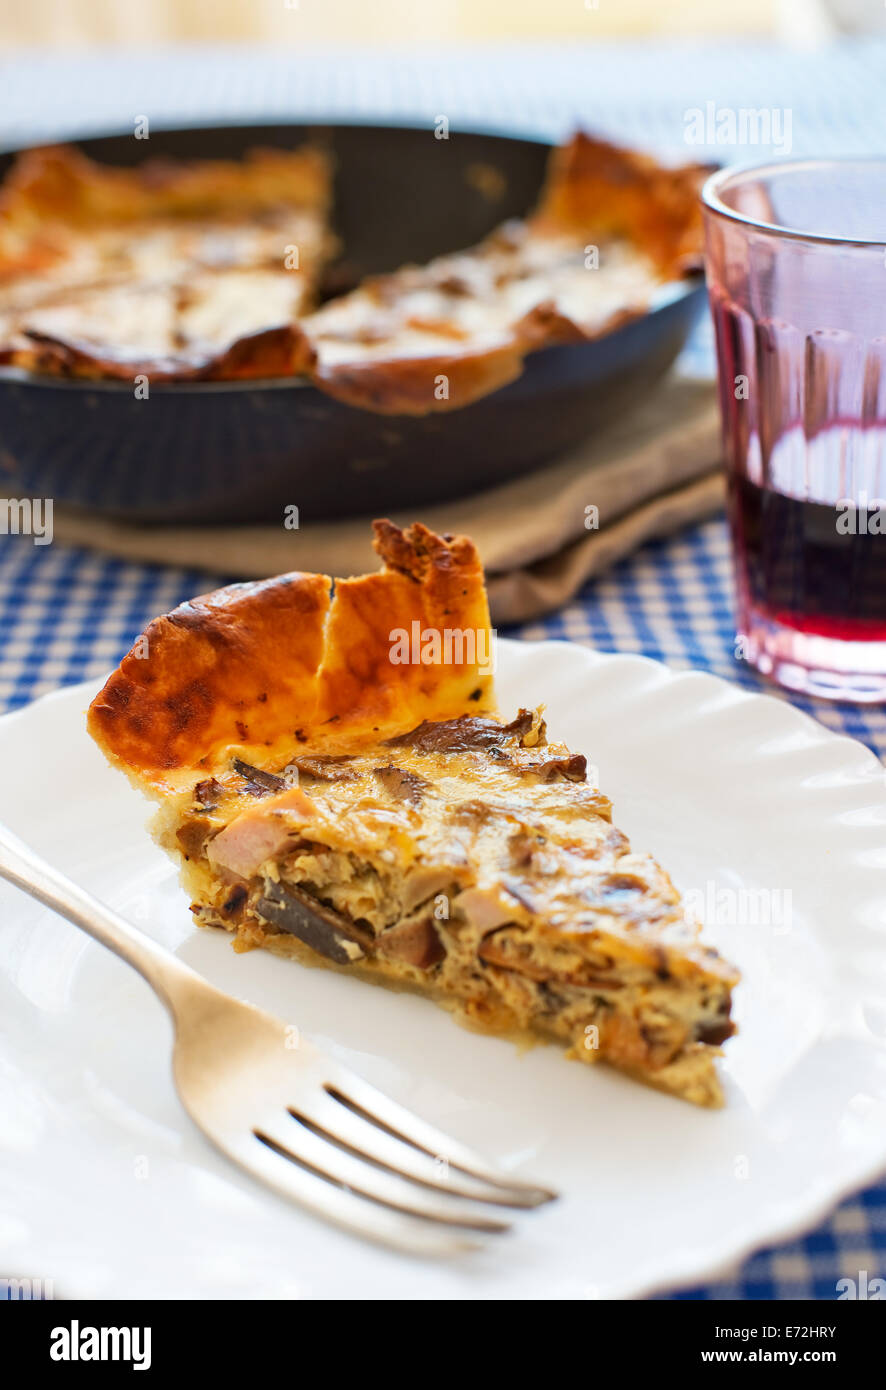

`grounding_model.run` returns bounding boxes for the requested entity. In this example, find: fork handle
[0,821,202,1009]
